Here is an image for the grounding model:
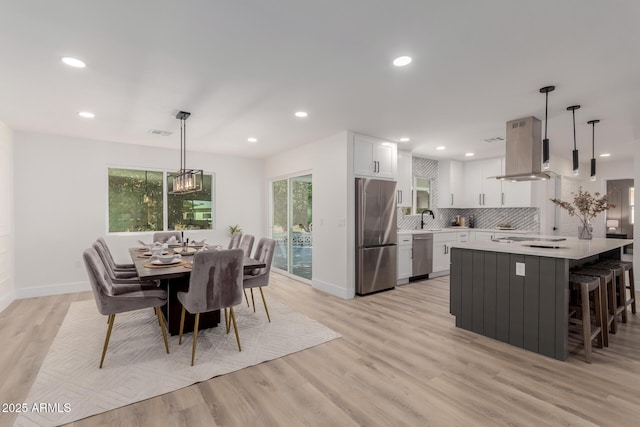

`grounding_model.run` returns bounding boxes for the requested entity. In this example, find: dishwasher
[412,233,433,277]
